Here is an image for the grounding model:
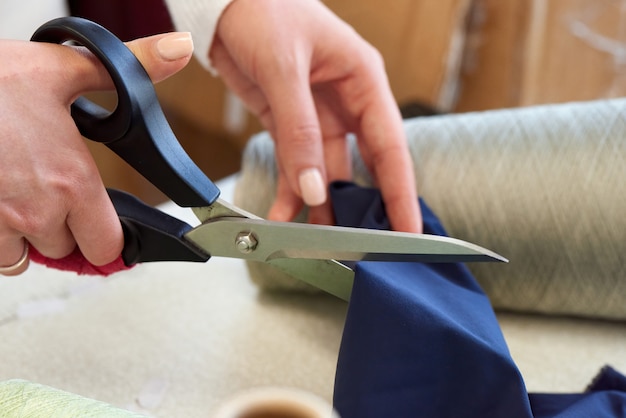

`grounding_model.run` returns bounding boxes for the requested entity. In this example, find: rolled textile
[0,380,146,418]
[234,99,626,320]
